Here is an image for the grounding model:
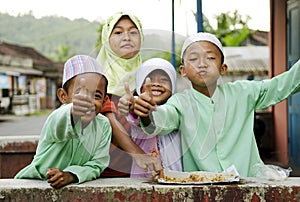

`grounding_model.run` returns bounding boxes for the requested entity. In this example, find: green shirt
[143,60,300,177]
[15,103,112,183]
